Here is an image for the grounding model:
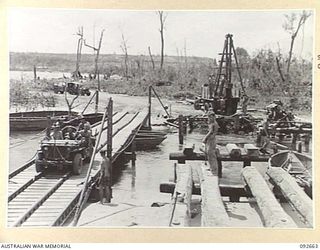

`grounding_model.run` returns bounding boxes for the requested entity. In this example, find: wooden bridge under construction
[7,102,149,227]
[161,144,313,228]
